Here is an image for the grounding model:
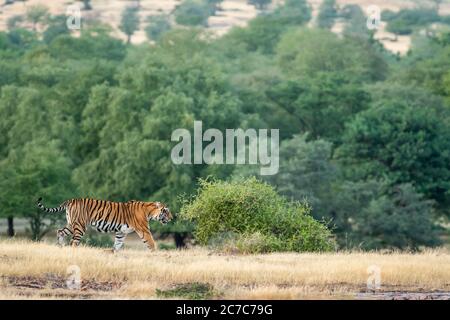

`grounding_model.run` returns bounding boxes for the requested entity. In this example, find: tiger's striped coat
[37,198,172,251]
